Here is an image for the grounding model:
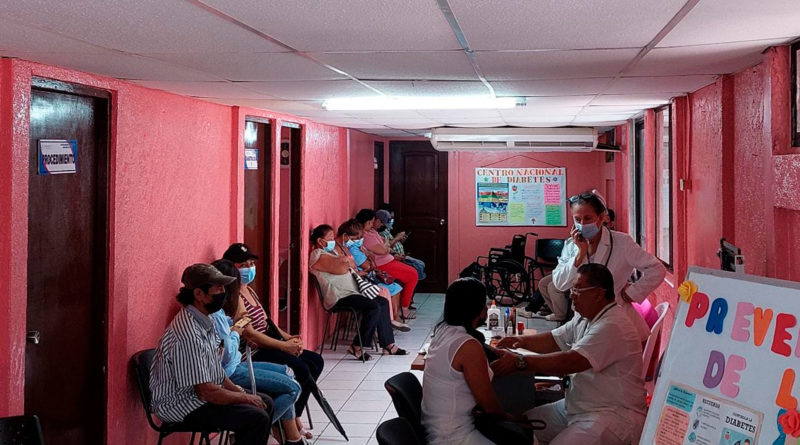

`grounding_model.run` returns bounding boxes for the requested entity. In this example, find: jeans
[229,361,301,421]
[332,294,395,349]
[182,393,273,445]
[251,348,324,416]
[402,256,427,281]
